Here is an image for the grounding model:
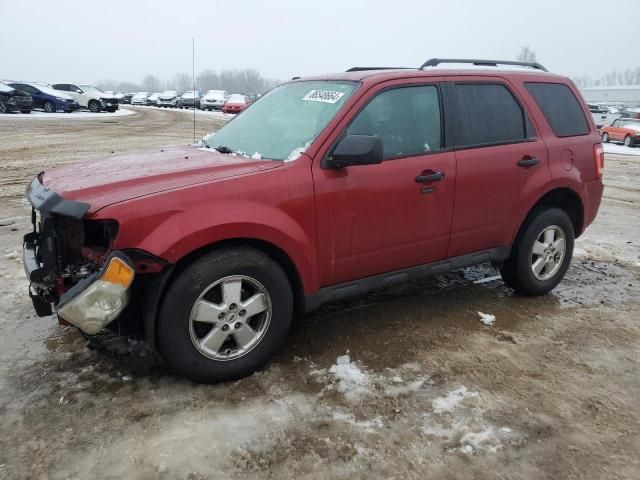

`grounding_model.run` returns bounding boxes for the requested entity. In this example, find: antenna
[192,37,196,143]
